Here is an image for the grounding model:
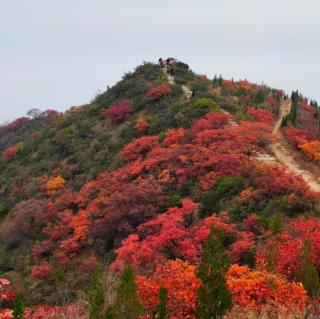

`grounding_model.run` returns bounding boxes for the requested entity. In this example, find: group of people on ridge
[159,57,176,75]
